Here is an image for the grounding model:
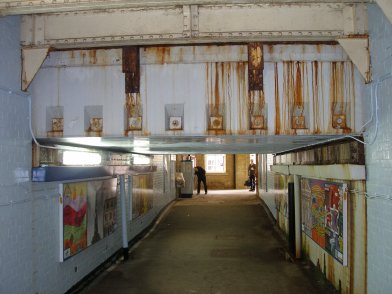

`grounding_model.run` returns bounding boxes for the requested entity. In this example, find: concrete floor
[82,190,336,294]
